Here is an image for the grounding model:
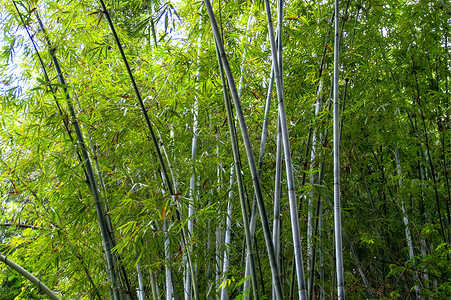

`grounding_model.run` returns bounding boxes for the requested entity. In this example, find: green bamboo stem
[263,0,307,298]
[0,252,60,300]
[72,91,133,298]
[333,0,345,297]
[33,12,121,299]
[220,192,233,300]
[14,4,129,295]
[204,0,284,298]
[214,38,260,300]
[272,120,282,300]
[244,57,274,300]
[97,2,199,298]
